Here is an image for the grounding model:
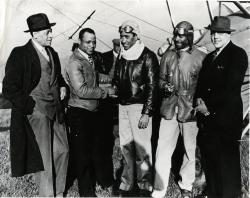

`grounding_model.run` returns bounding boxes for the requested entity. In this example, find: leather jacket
[113,47,159,116]
[159,47,205,122]
[65,49,103,112]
